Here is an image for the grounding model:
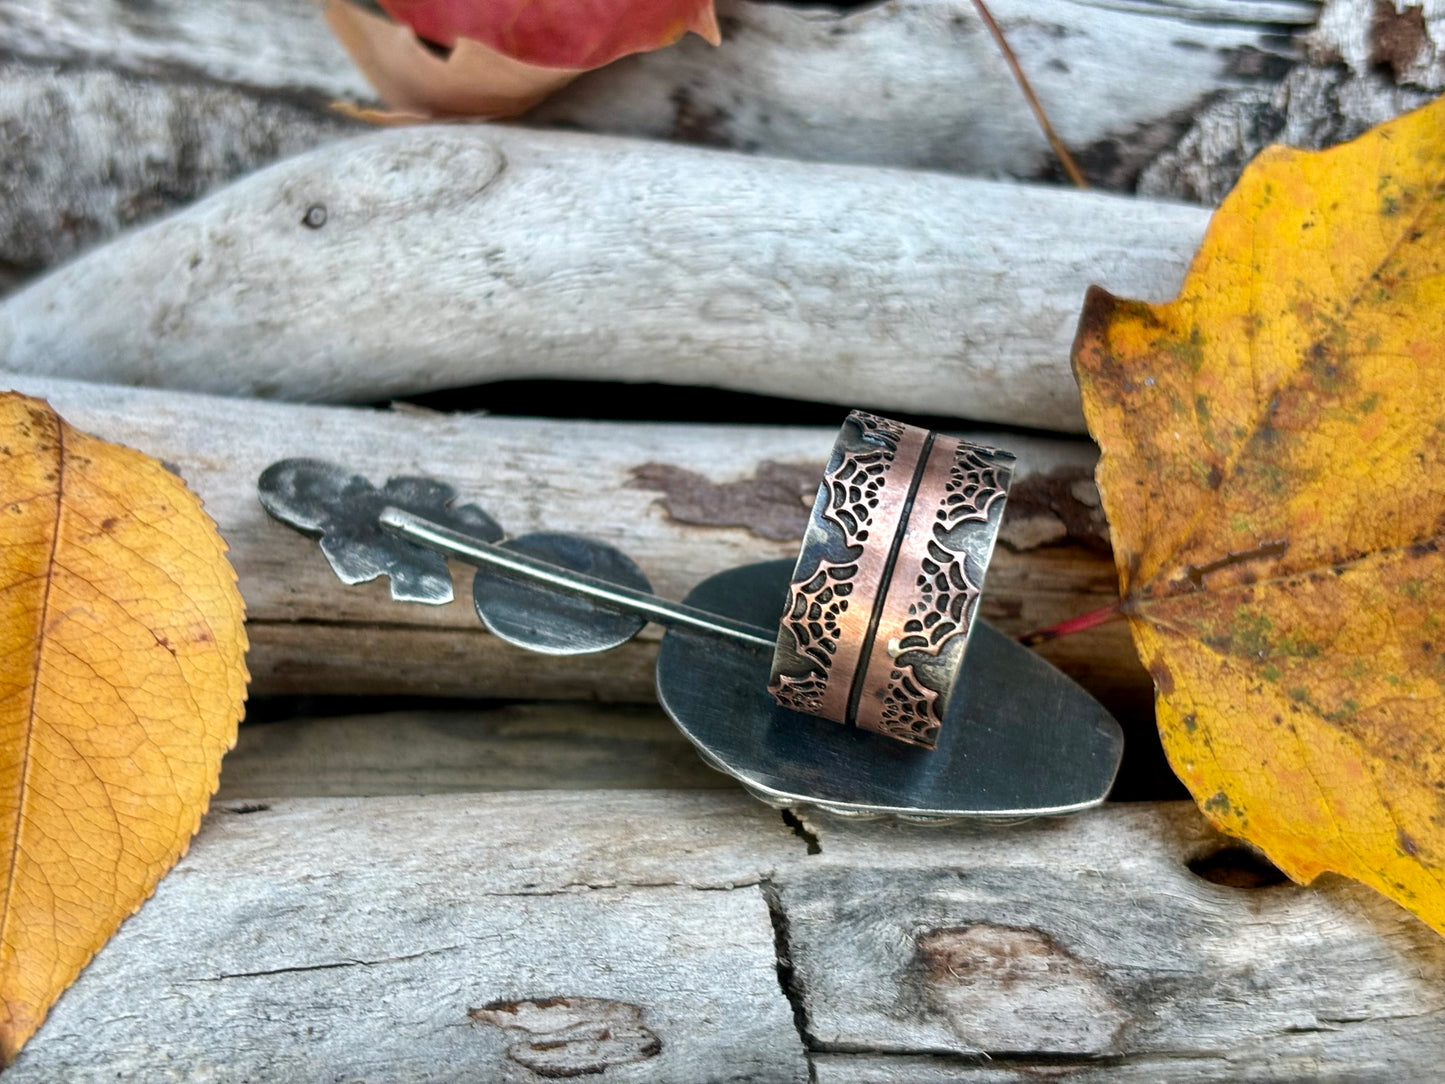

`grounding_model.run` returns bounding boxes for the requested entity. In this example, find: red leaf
[376,0,721,70]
